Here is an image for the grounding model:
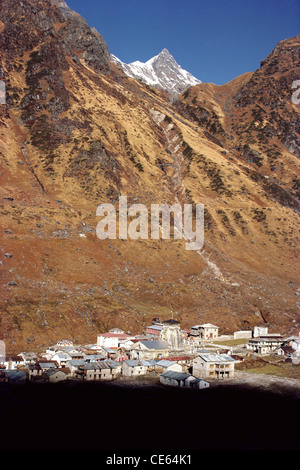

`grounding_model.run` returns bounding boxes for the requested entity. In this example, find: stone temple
[160,319,184,352]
